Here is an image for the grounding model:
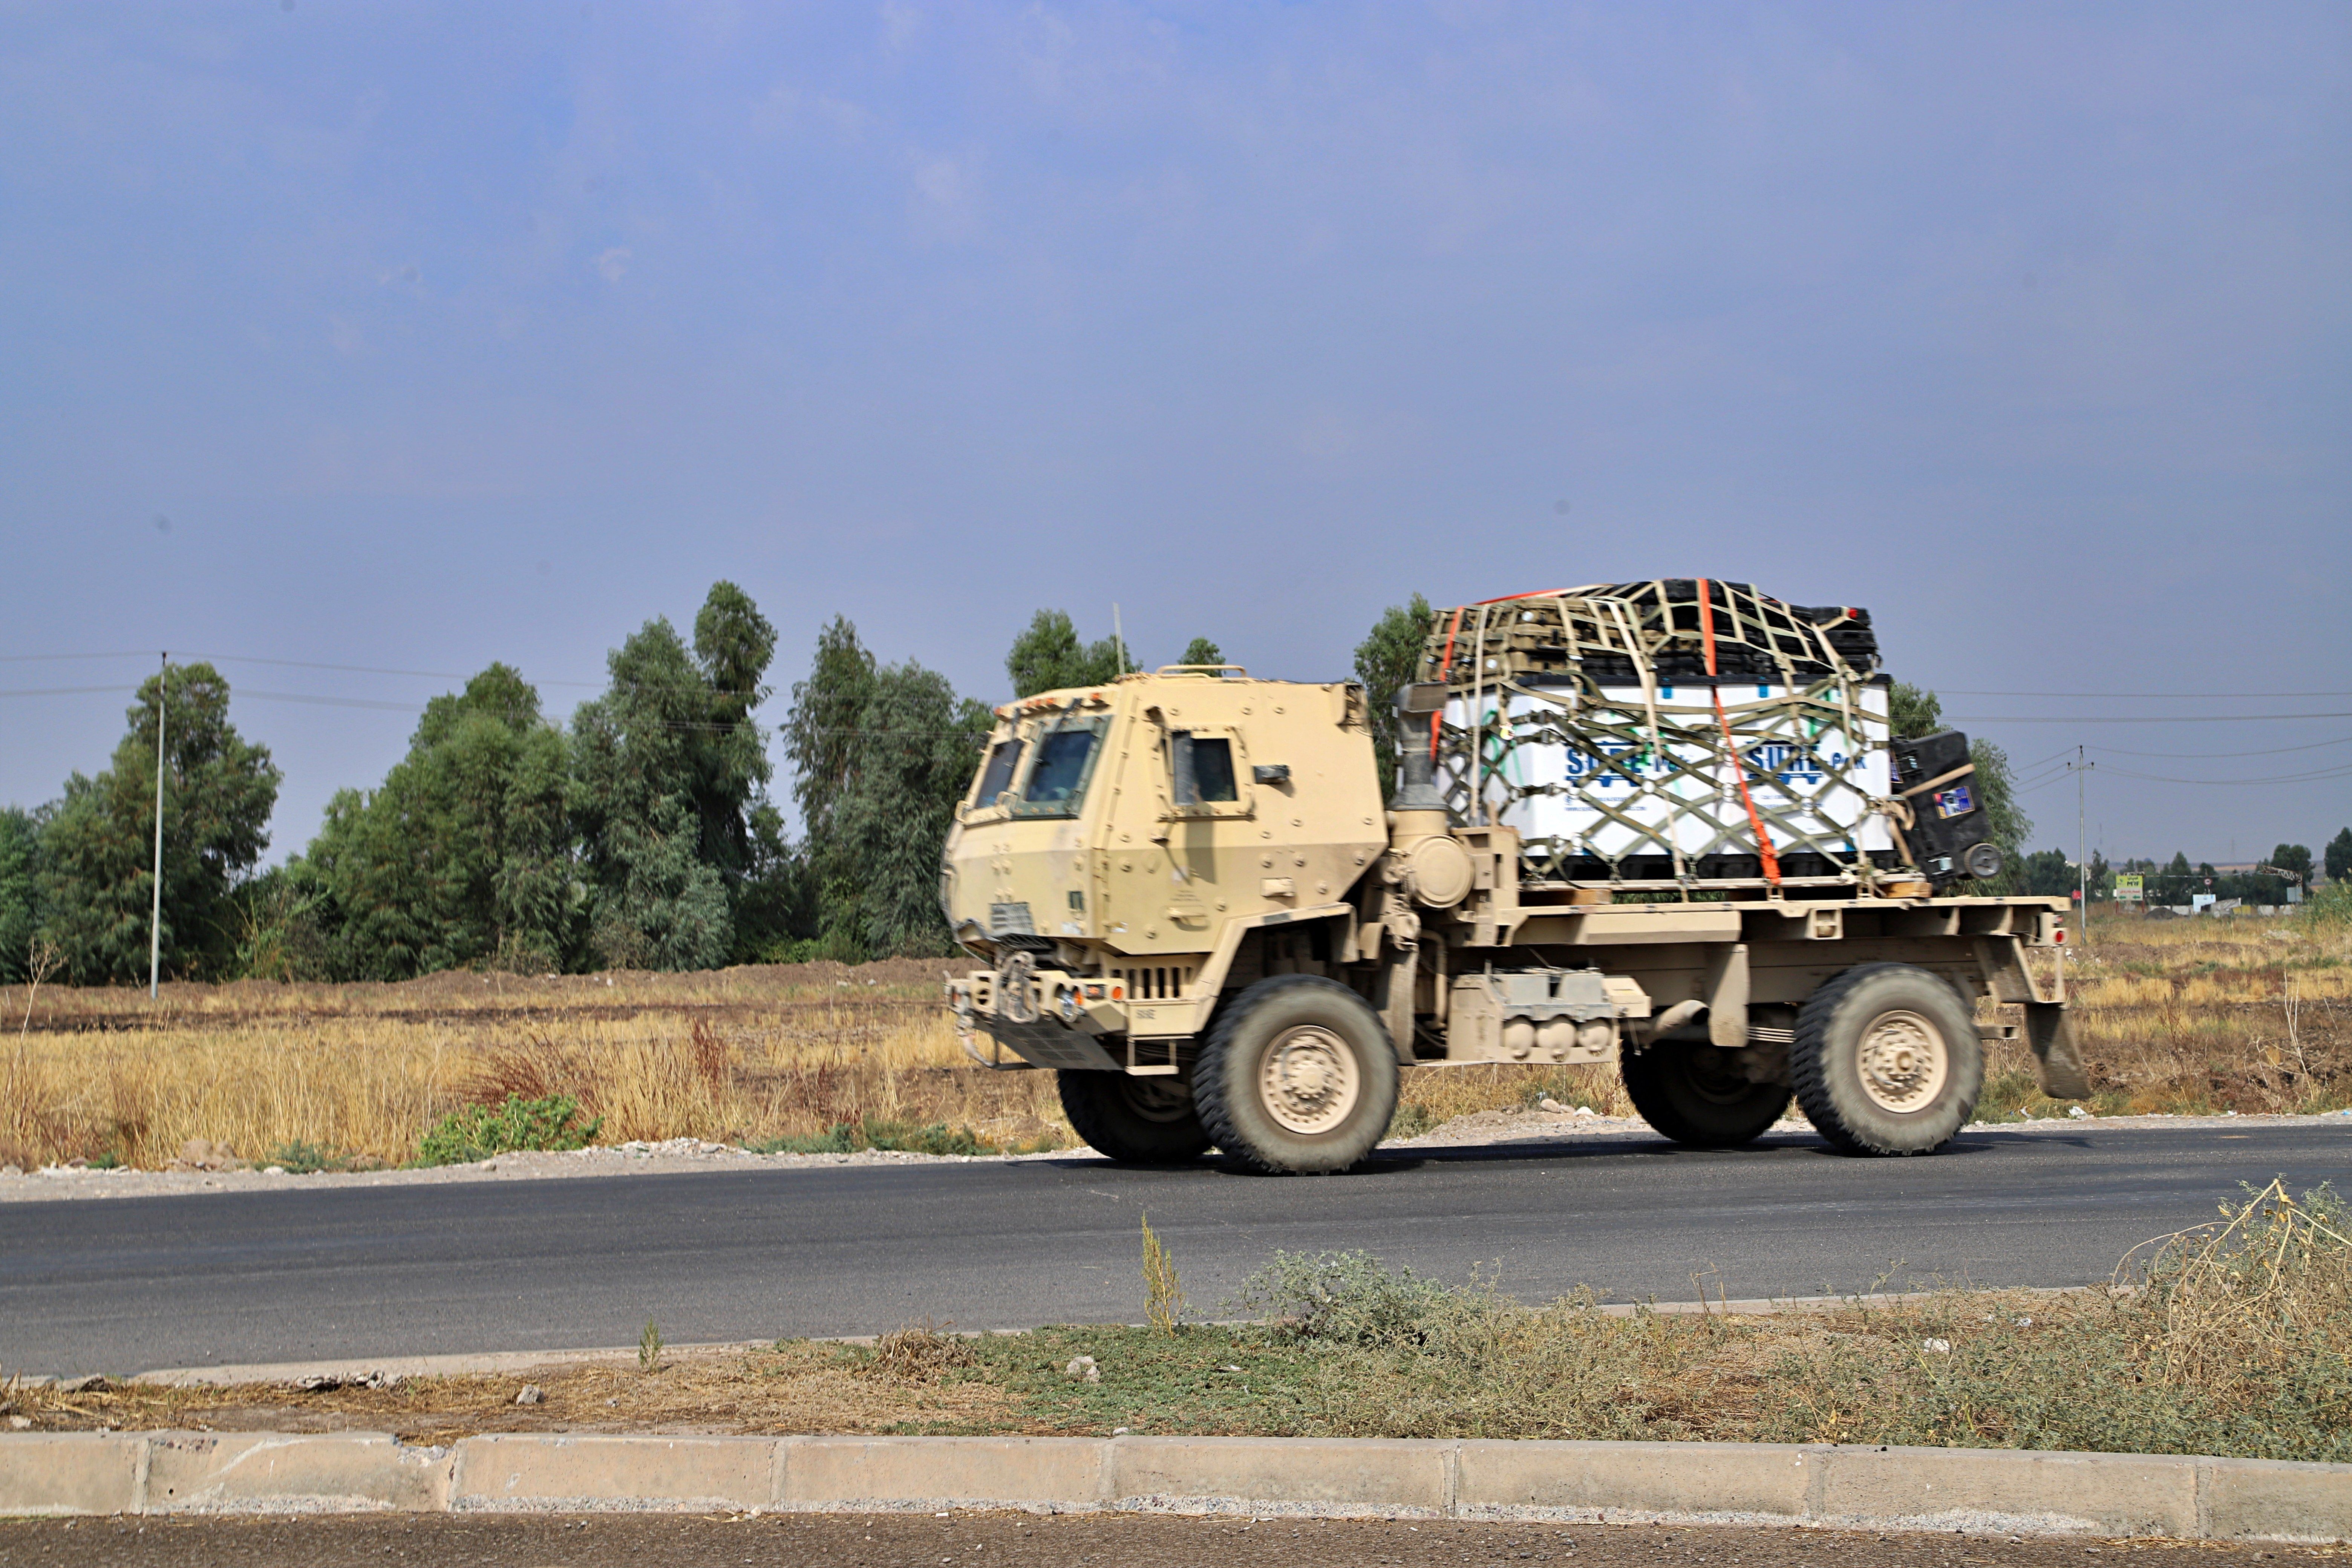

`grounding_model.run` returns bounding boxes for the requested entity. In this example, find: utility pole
[2066,745,2095,949]
[149,652,167,1000]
